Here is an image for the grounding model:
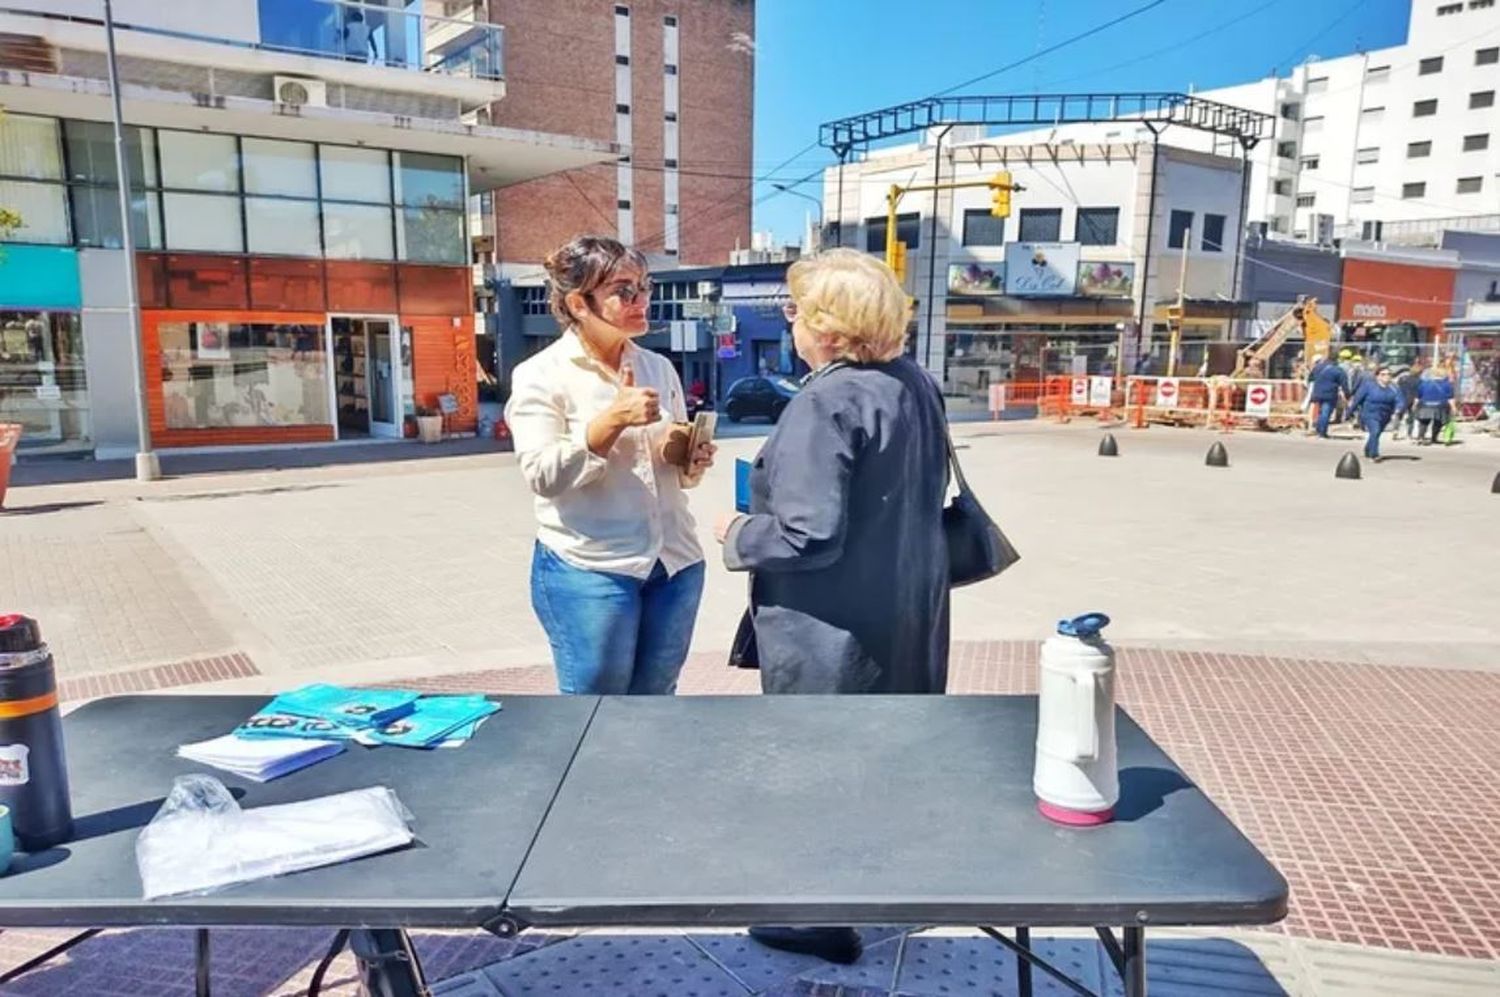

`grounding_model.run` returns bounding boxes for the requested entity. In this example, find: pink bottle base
[1038,800,1115,826]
